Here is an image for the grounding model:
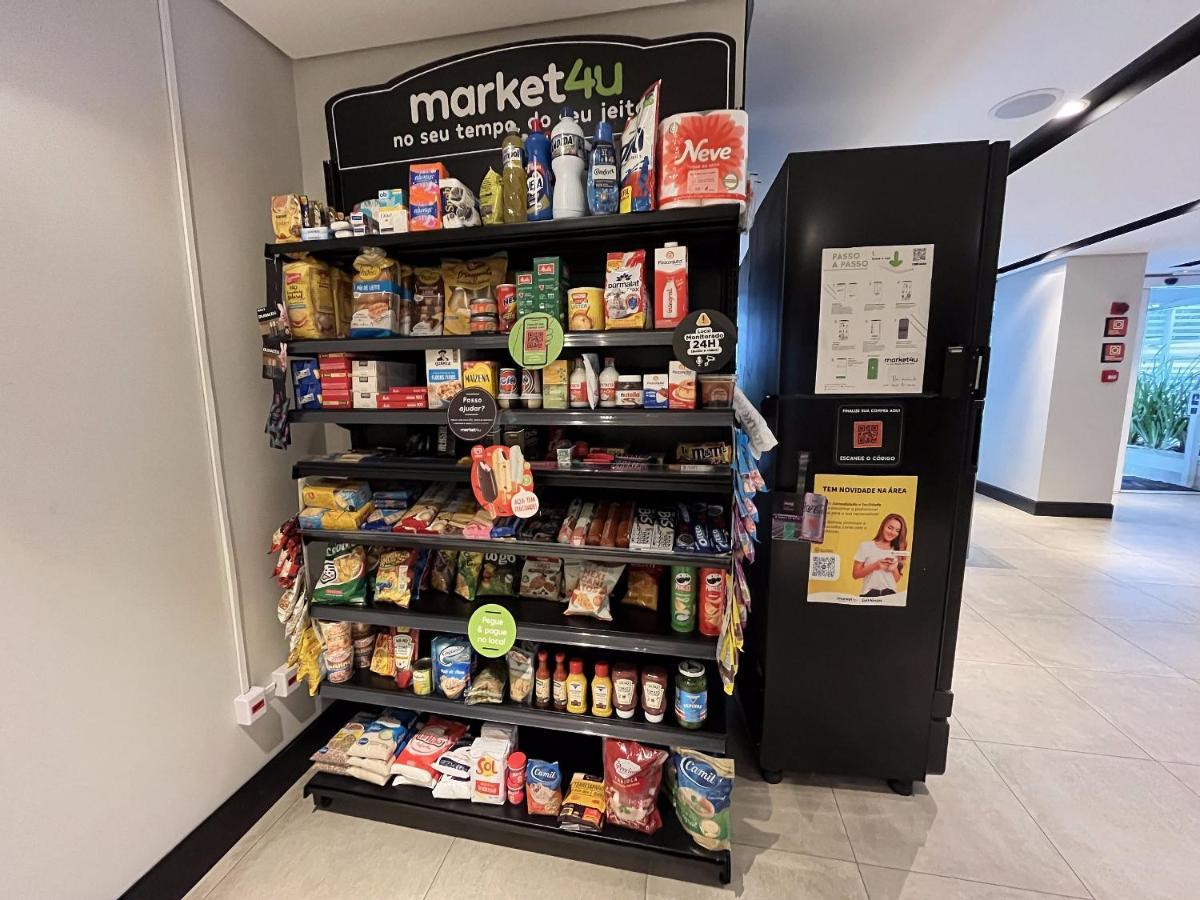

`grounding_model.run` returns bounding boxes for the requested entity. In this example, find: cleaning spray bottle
[525,118,553,221]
